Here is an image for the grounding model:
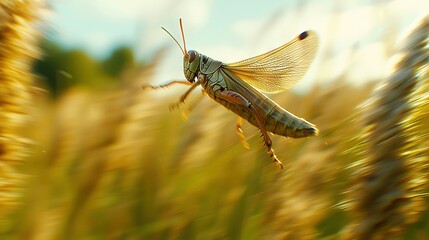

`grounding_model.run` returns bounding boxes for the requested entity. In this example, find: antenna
[161,26,185,56]
[179,19,188,56]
